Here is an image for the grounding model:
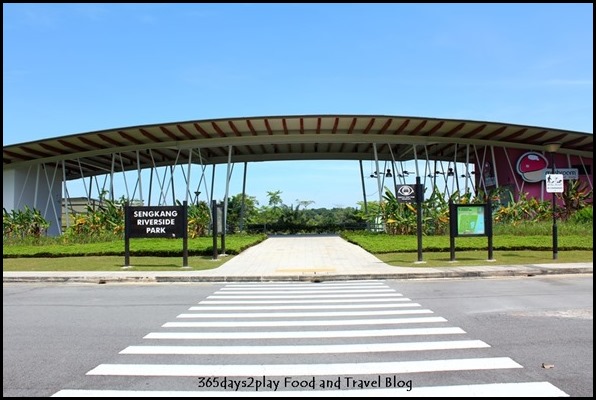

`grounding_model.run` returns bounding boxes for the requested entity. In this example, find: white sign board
[545,174,564,193]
